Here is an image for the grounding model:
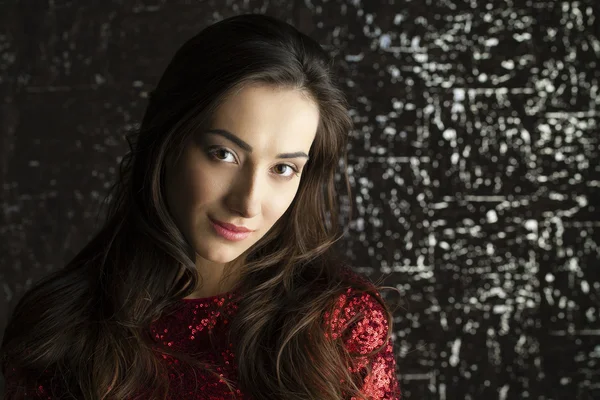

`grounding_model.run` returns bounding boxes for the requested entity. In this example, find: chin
[195,242,245,264]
